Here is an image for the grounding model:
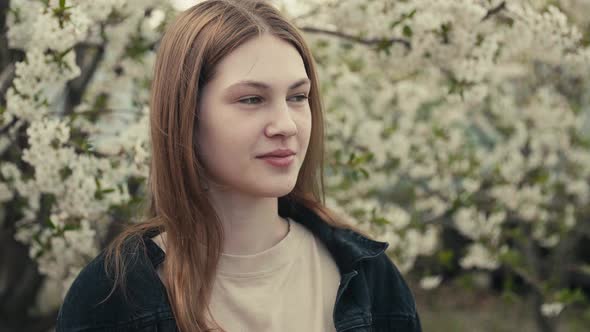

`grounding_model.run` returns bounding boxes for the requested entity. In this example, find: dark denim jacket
[56,199,422,331]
